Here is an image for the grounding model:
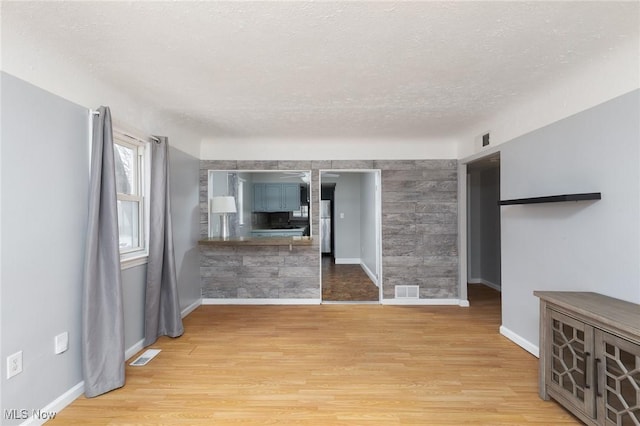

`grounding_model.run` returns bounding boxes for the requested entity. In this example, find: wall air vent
[395,285,419,299]
[482,133,490,147]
